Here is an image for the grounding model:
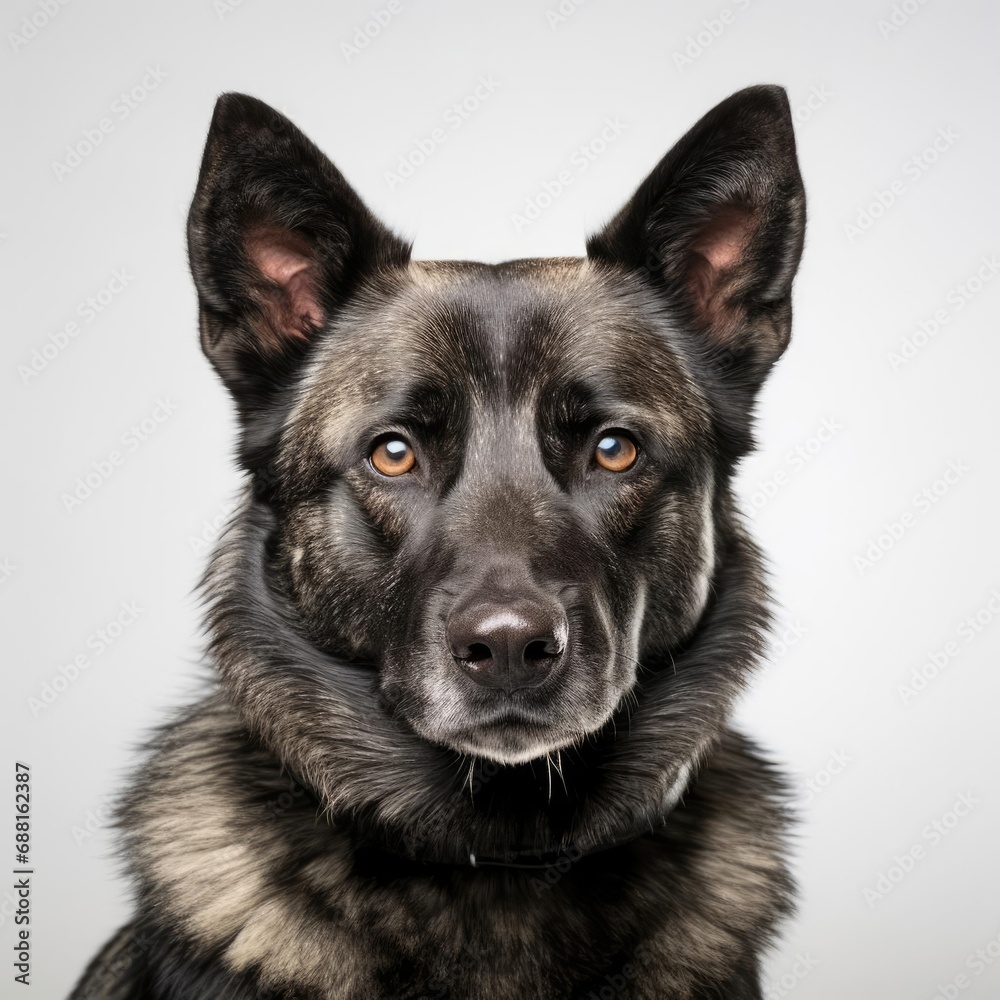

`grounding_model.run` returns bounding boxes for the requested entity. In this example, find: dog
[70,83,805,999]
